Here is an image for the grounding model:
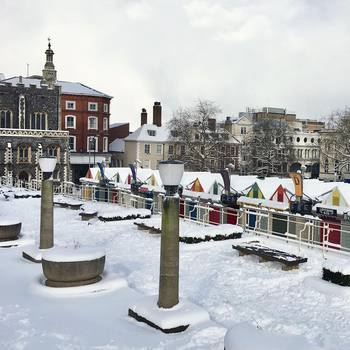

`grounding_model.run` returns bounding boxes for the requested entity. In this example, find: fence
[2,178,350,257]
